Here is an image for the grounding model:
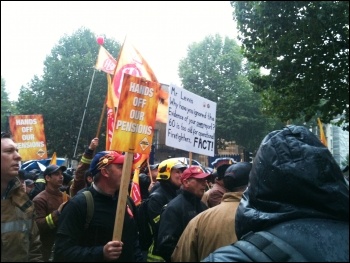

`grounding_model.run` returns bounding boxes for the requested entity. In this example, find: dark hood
[236,125,349,238]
